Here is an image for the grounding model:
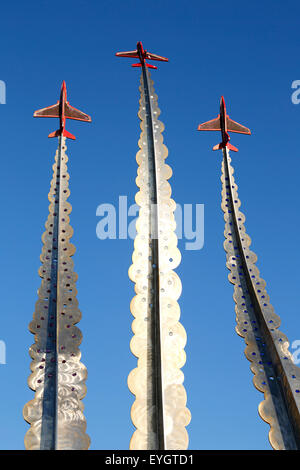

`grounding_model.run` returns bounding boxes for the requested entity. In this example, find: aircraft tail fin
[48,128,76,140]
[227,143,239,152]
[131,62,157,69]
[213,142,239,152]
